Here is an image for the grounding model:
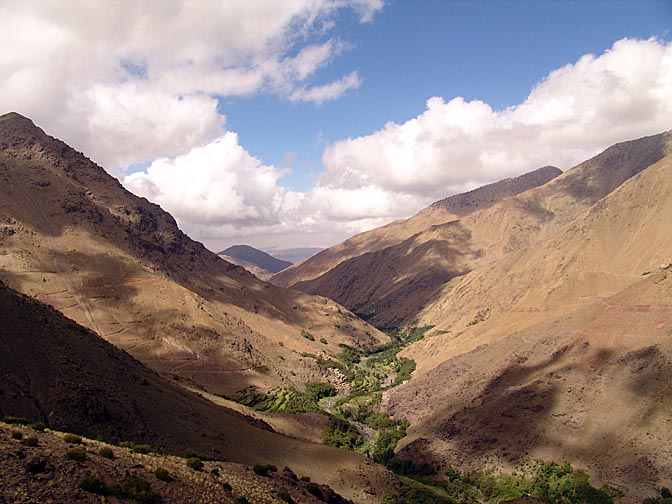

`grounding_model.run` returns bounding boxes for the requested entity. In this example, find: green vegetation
[11,431,22,440]
[222,482,233,492]
[383,460,616,504]
[321,417,364,450]
[235,498,249,504]
[154,467,172,482]
[301,329,315,341]
[30,422,46,431]
[186,457,204,471]
[132,444,152,454]
[122,472,160,503]
[183,448,212,461]
[98,447,115,459]
[2,416,30,425]
[21,436,38,447]
[277,488,294,503]
[79,473,109,495]
[320,337,328,344]
[65,446,87,462]
[234,382,335,414]
[63,433,82,444]
[252,464,277,477]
